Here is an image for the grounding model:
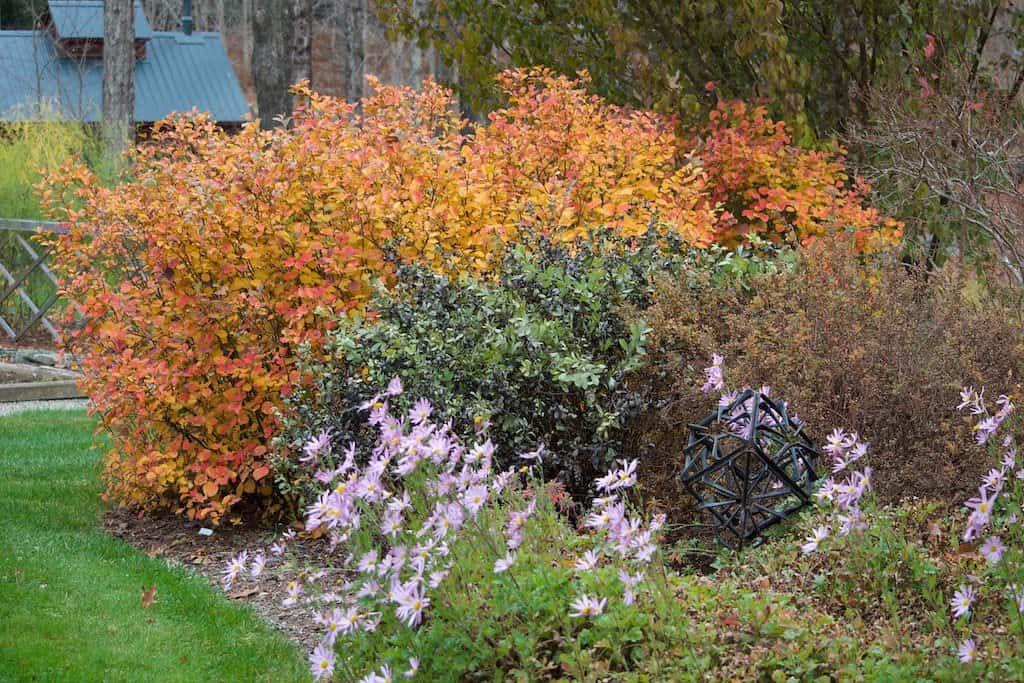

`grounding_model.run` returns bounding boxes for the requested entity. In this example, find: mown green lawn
[0,409,308,682]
